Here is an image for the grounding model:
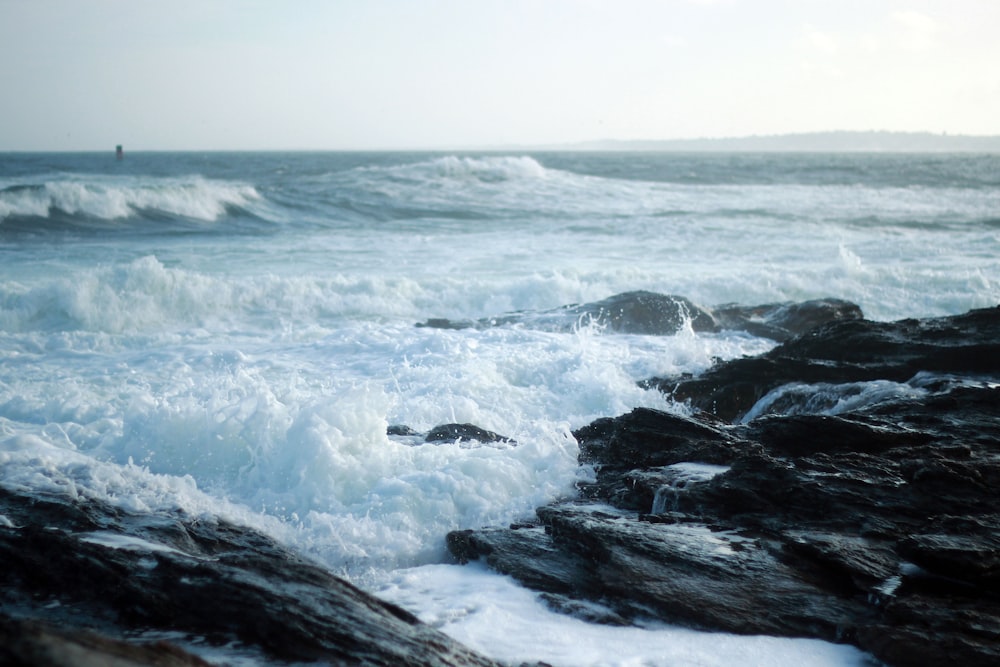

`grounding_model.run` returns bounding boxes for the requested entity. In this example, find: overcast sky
[1,0,998,150]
